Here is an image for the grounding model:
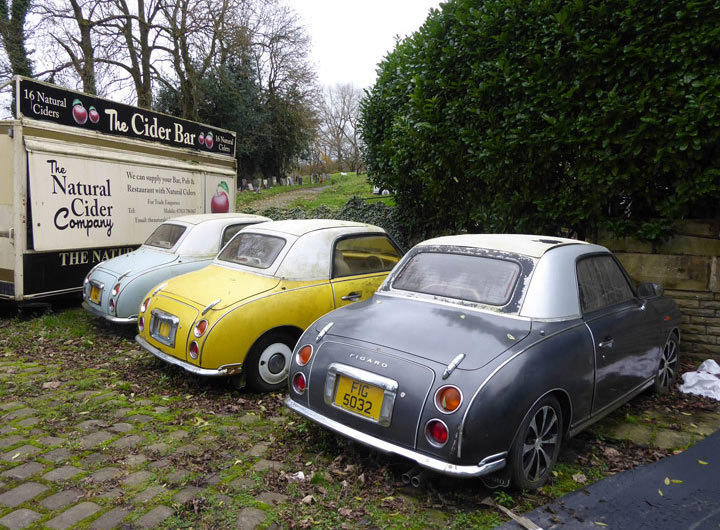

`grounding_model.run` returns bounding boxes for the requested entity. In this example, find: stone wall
[599,219,720,361]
